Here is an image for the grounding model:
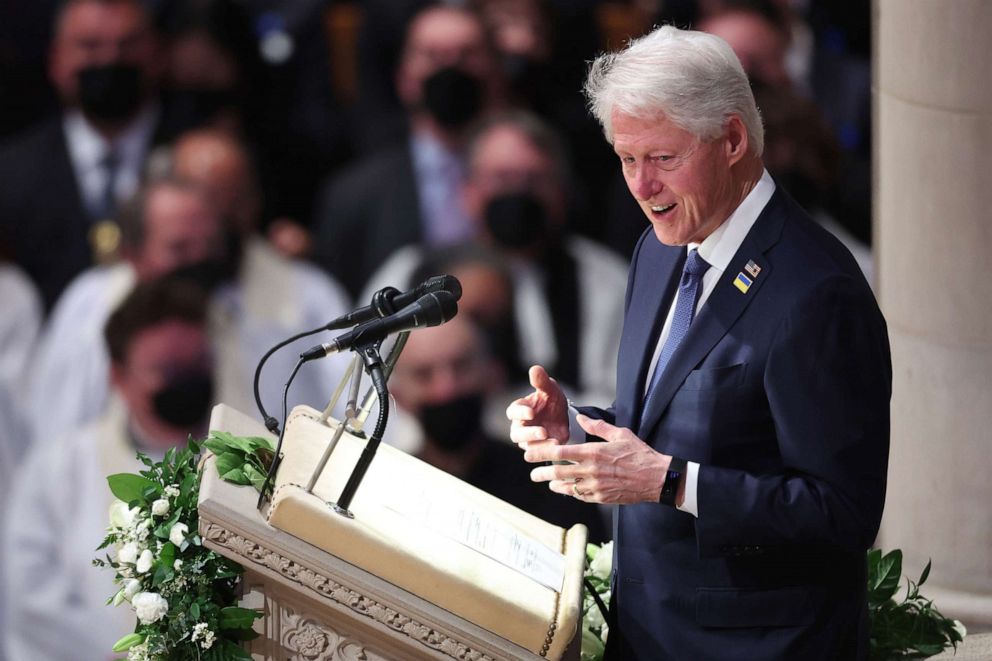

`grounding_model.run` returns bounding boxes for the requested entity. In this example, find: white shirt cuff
[675,461,700,517]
